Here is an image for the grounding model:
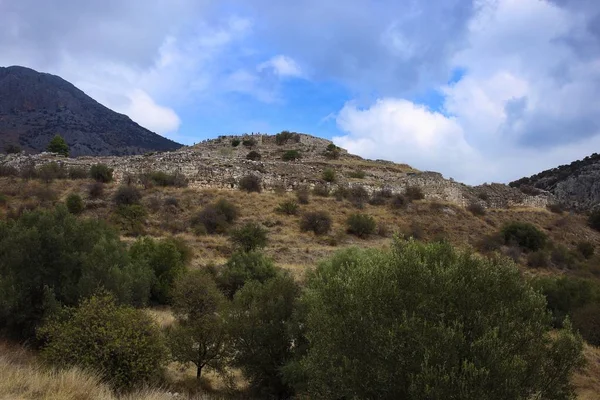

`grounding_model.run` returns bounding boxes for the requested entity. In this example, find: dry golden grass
[574,344,600,400]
